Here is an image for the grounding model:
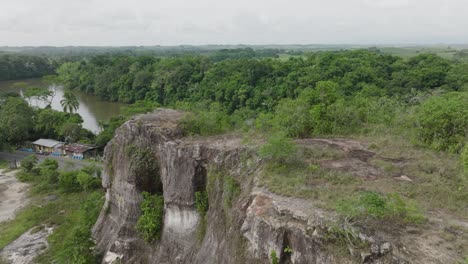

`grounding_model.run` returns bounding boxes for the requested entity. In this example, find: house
[32,139,64,156]
[63,143,97,160]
